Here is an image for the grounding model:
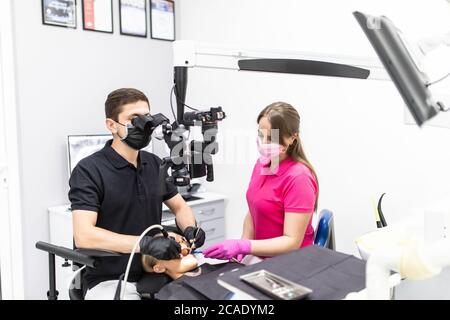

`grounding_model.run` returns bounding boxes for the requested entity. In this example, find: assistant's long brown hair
[257,102,319,212]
